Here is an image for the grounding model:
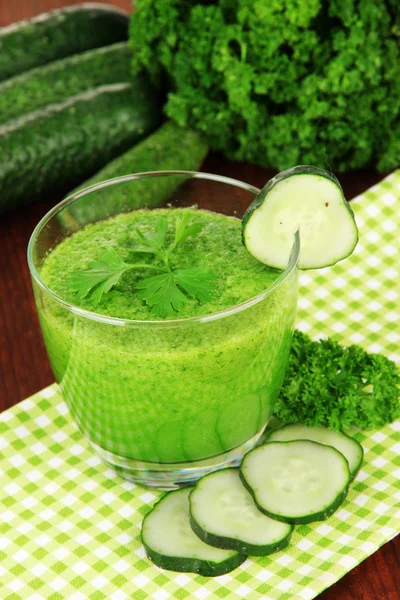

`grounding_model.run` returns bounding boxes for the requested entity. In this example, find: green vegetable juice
[38,208,298,463]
